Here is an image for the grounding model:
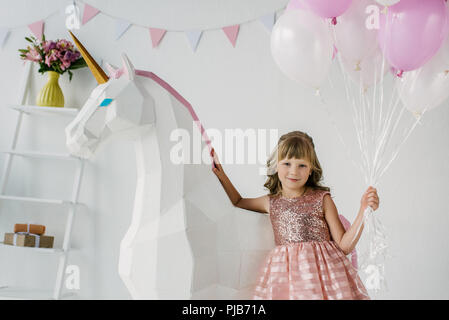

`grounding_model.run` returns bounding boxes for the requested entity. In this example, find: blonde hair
[264,131,330,196]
